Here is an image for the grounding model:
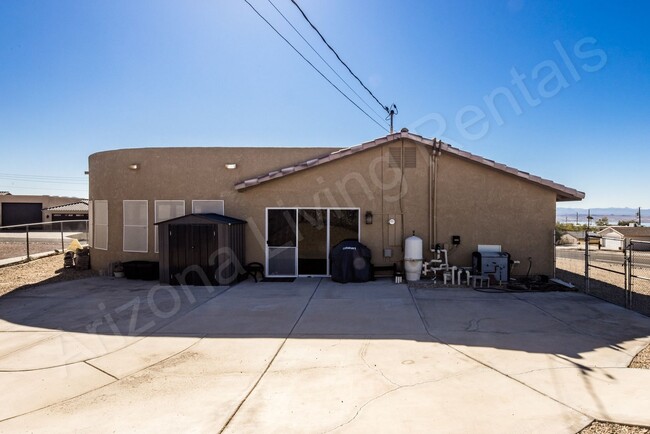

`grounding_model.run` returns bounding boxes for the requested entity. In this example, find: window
[94,200,108,250]
[329,209,360,250]
[154,200,185,253]
[123,200,148,253]
[192,200,224,215]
